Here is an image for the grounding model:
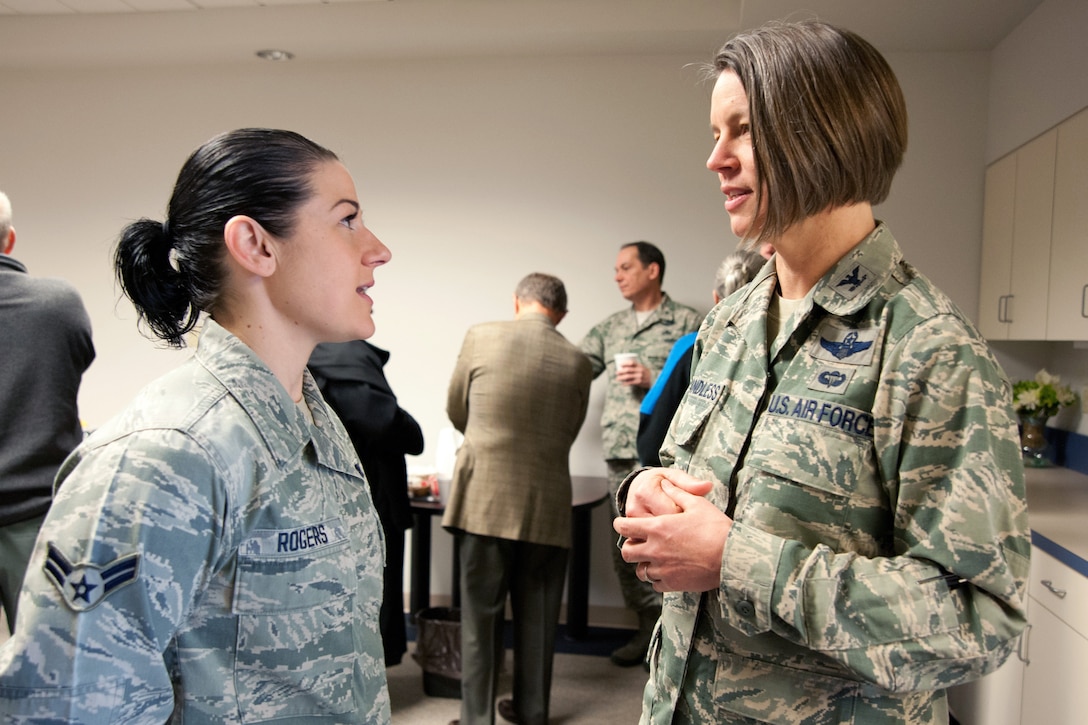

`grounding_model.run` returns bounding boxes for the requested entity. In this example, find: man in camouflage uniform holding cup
[579,241,700,667]
[614,21,1030,725]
